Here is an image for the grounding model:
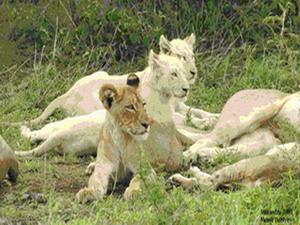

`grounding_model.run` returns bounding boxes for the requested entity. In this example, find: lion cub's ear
[99,84,118,110]
[159,35,171,55]
[127,74,140,89]
[184,33,196,49]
